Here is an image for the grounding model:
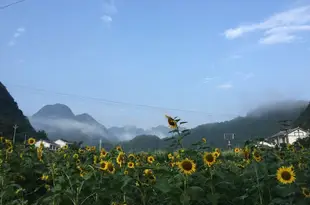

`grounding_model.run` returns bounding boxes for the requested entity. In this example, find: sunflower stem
[209,168,214,195]
[254,163,263,205]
